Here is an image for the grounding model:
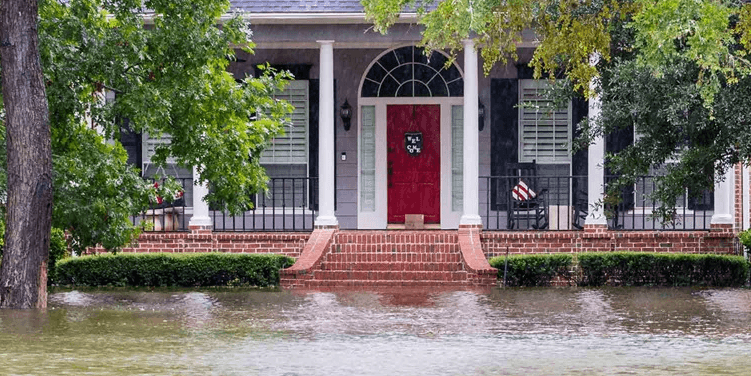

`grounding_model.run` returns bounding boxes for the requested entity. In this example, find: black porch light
[478,99,486,132]
[340,99,352,131]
